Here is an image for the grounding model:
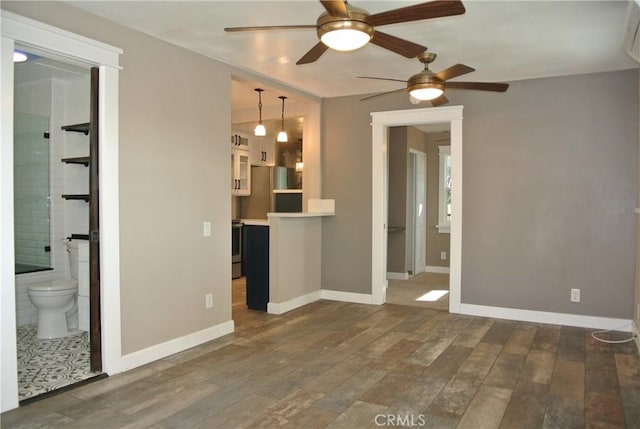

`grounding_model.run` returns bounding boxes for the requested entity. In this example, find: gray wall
[4,1,234,354]
[323,69,638,319]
